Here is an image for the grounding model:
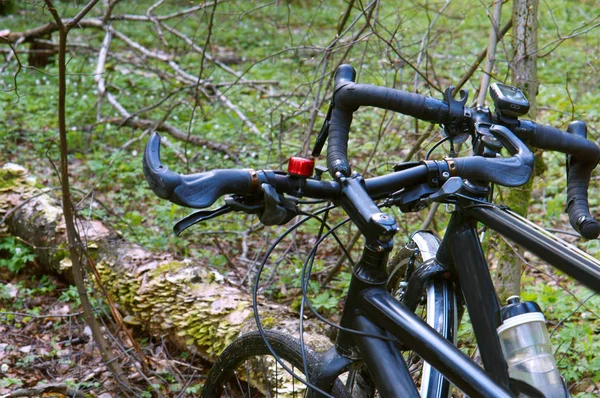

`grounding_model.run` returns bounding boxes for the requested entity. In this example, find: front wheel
[202,330,346,397]
[387,231,458,398]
